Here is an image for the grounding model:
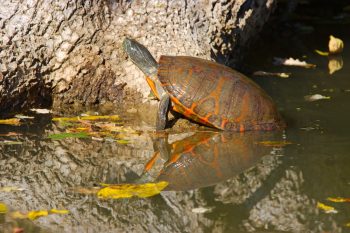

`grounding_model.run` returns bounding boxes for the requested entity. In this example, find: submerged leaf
[97,181,168,199]
[314,49,329,56]
[30,108,52,114]
[327,197,350,203]
[317,202,338,213]
[48,132,90,140]
[304,94,331,102]
[257,141,292,147]
[0,202,8,213]
[273,57,316,68]
[329,35,344,54]
[0,118,21,126]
